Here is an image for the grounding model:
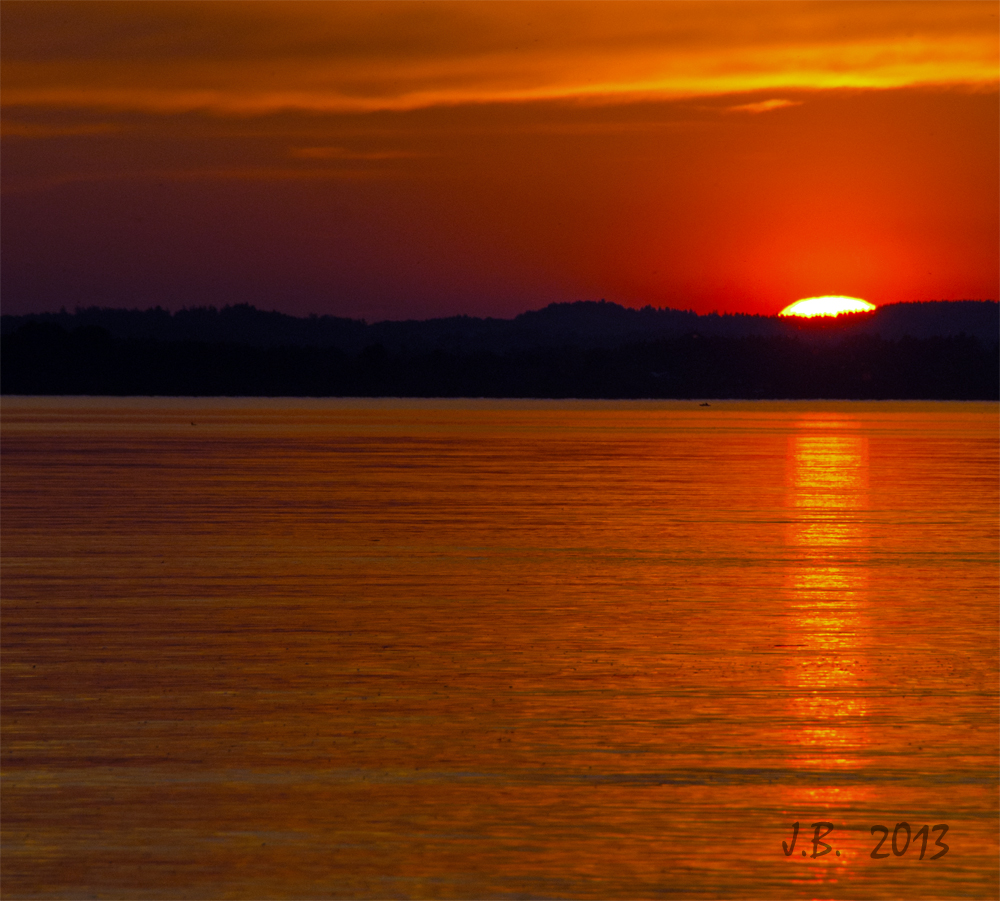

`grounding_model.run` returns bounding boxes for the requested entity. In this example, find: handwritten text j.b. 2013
[782,822,949,860]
